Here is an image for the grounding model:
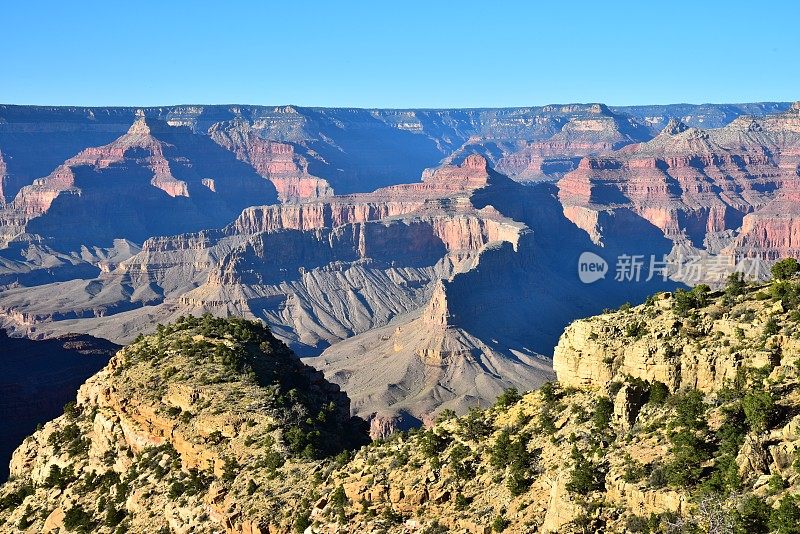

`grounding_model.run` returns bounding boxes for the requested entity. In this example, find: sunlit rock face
[558,104,800,255]
[0,113,279,249]
[1,101,799,432]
